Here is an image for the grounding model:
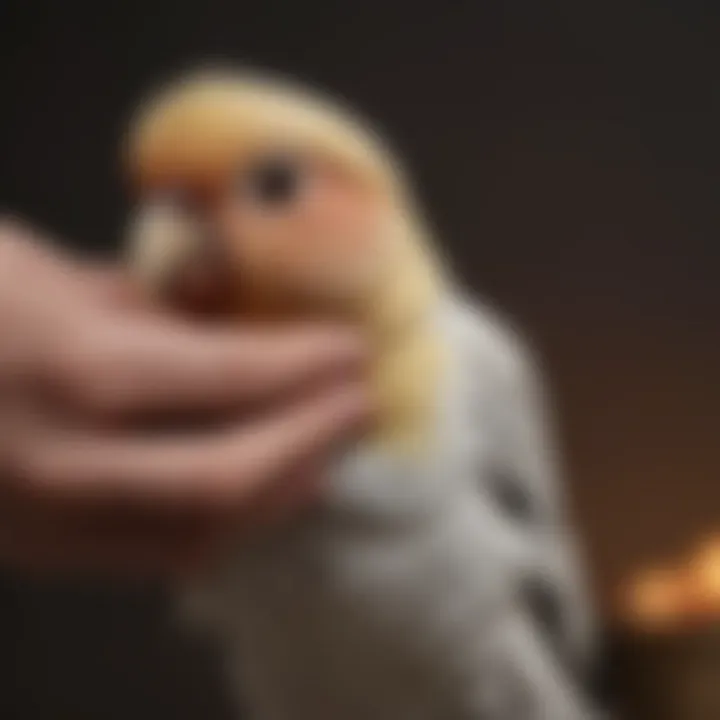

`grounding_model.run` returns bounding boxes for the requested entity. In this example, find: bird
[123,65,600,720]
